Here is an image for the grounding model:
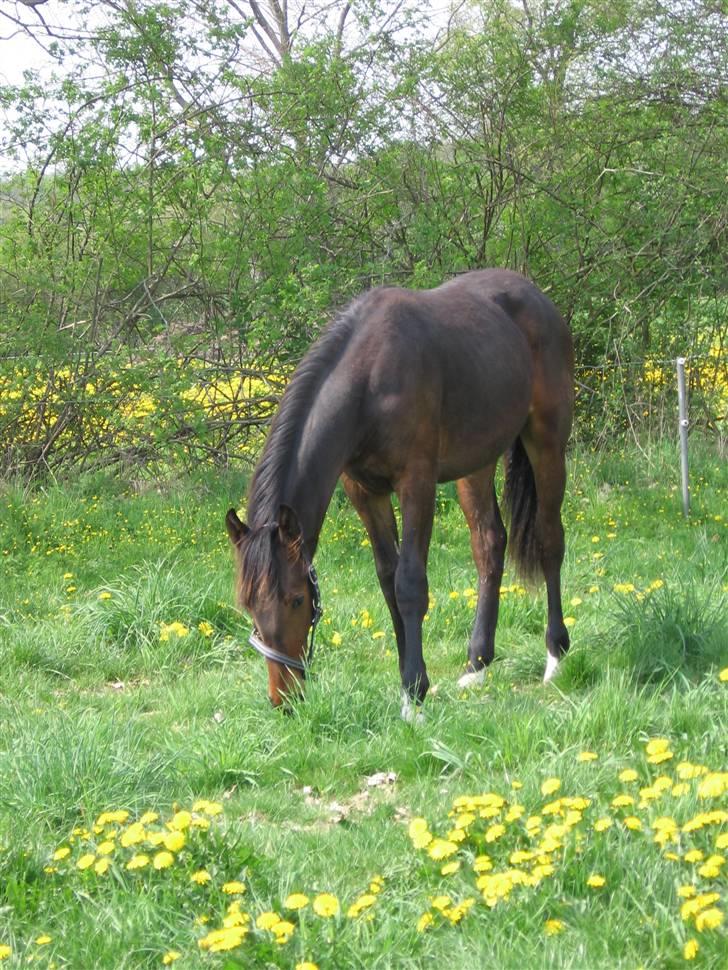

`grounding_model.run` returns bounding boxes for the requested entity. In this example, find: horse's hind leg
[341,474,405,671]
[521,430,570,683]
[455,466,506,688]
